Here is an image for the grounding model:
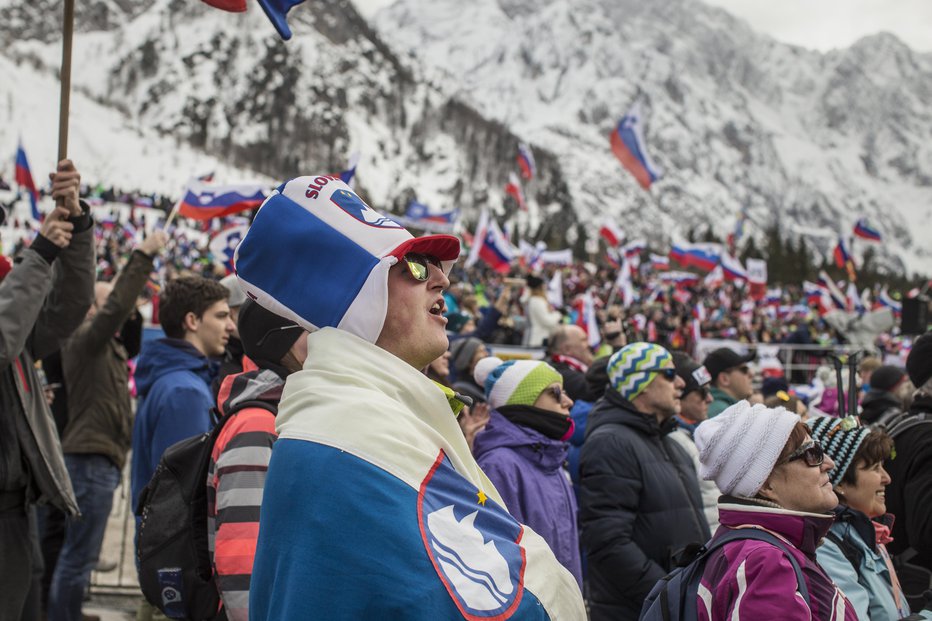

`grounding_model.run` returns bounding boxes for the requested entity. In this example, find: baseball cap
[234,175,460,343]
[672,352,711,397]
[703,347,755,382]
